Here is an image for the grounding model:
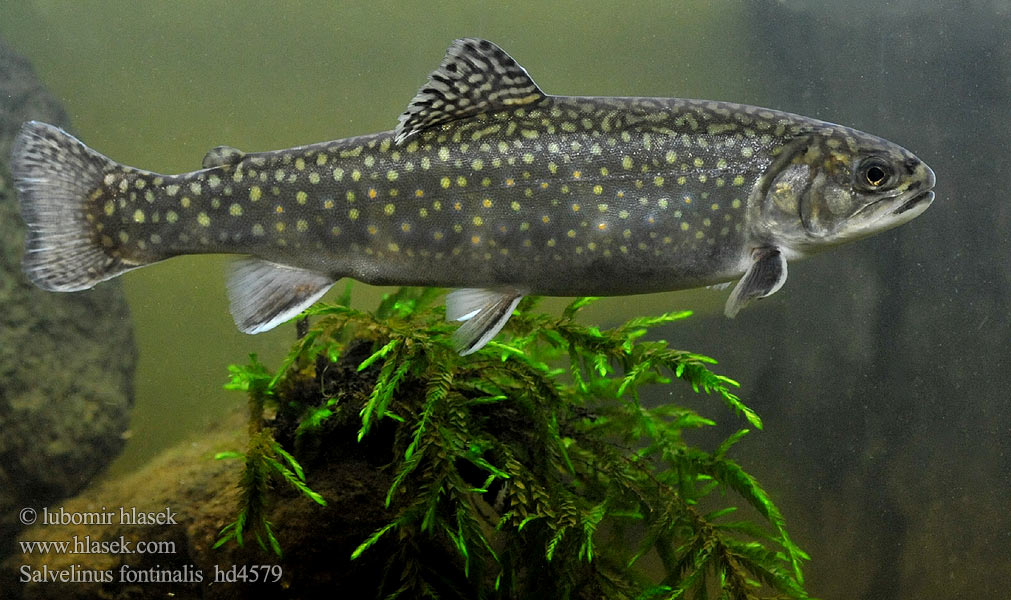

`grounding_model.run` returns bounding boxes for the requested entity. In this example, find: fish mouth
[892,190,935,216]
